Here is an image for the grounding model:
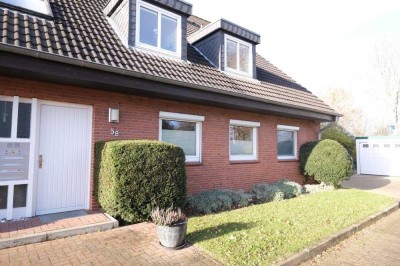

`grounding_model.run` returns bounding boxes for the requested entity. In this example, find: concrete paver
[0,211,110,240]
[0,222,217,265]
[302,206,400,265]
